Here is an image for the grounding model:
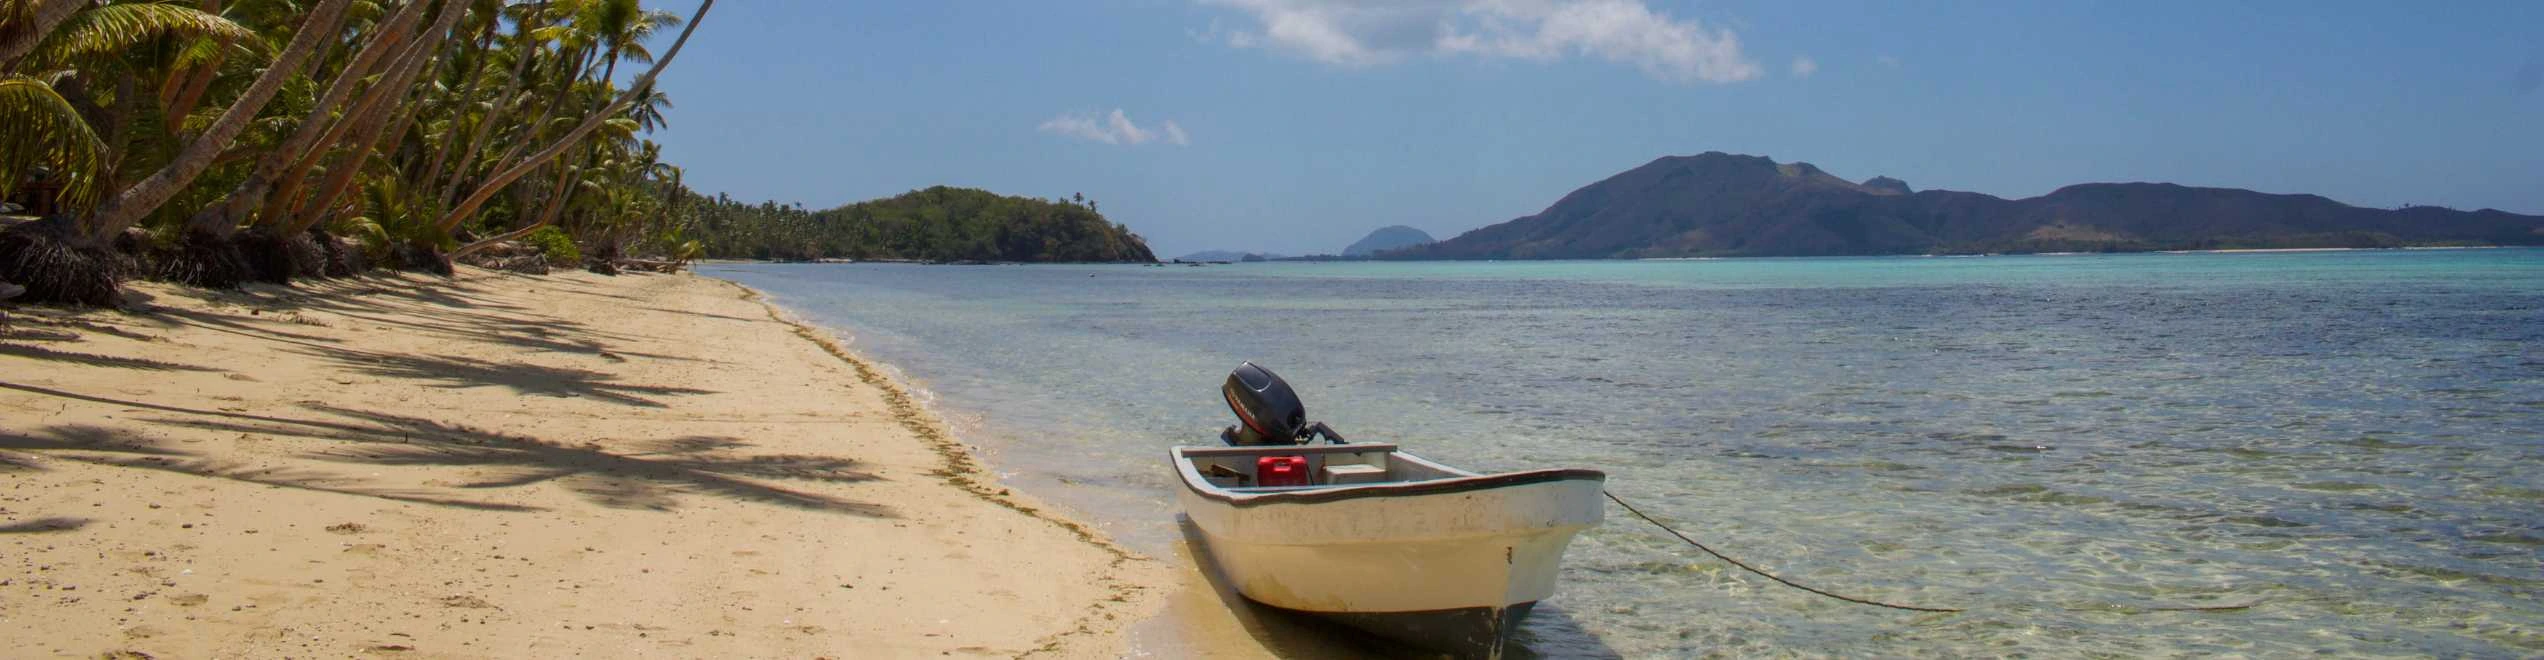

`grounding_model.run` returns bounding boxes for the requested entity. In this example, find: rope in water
[1602,490,2261,615]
